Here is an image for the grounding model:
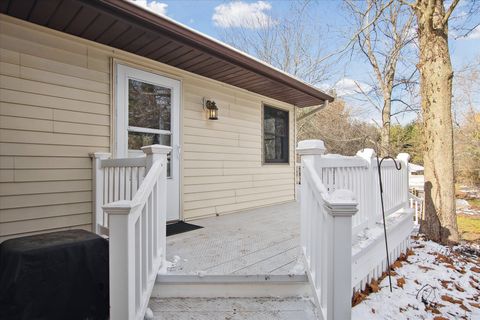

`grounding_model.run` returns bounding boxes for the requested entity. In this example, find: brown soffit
[0,0,334,107]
